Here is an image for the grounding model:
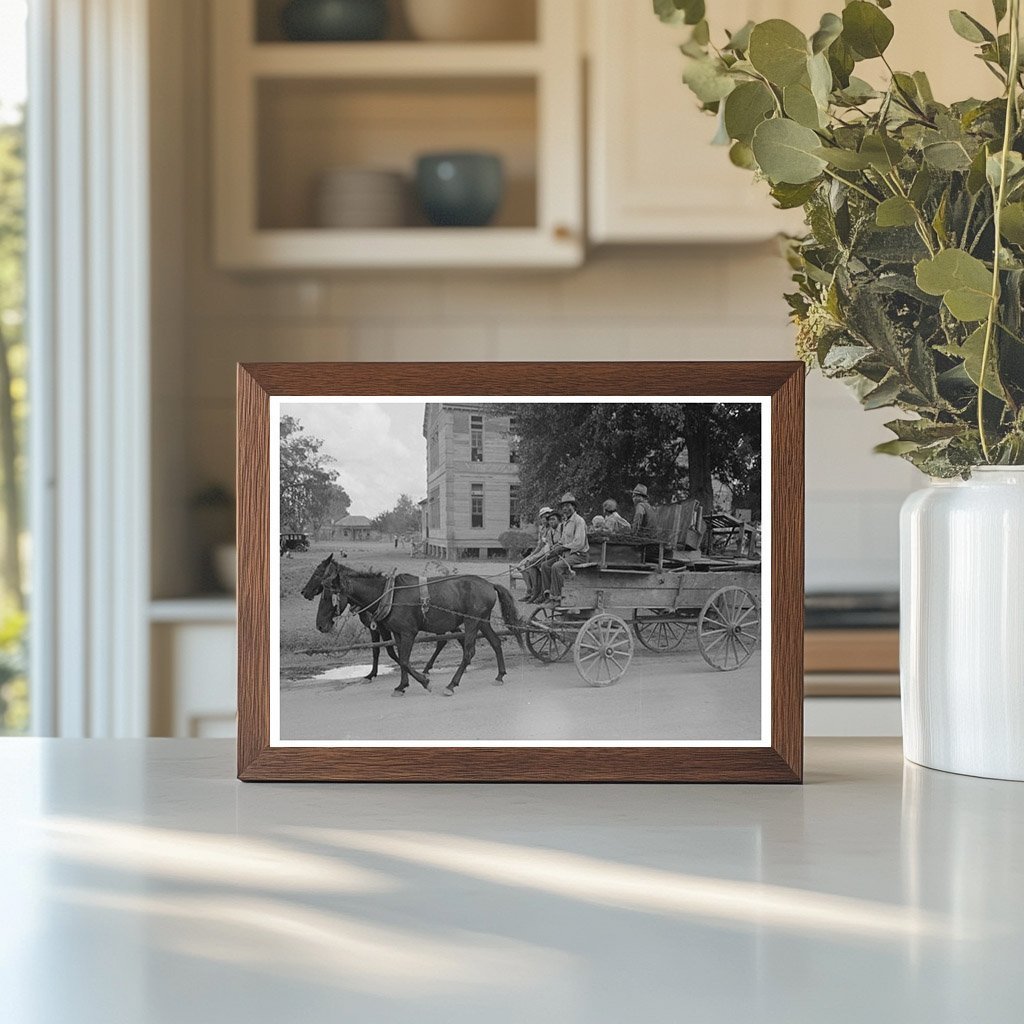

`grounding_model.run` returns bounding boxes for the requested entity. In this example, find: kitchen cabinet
[587,0,998,244]
[211,0,583,269]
